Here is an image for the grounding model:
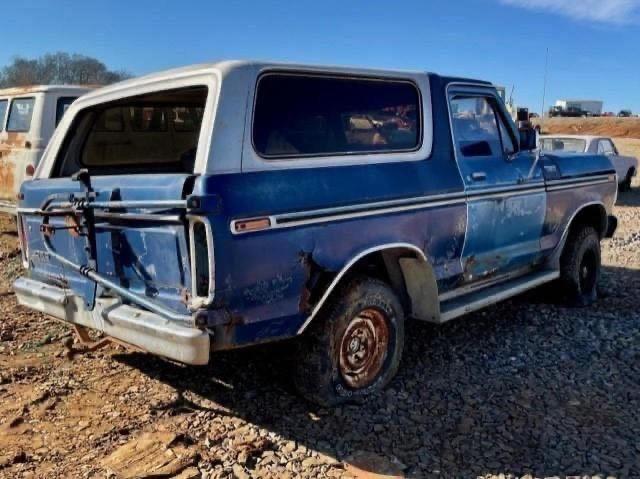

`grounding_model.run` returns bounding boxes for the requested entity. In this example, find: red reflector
[234,218,271,233]
[25,164,35,176]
